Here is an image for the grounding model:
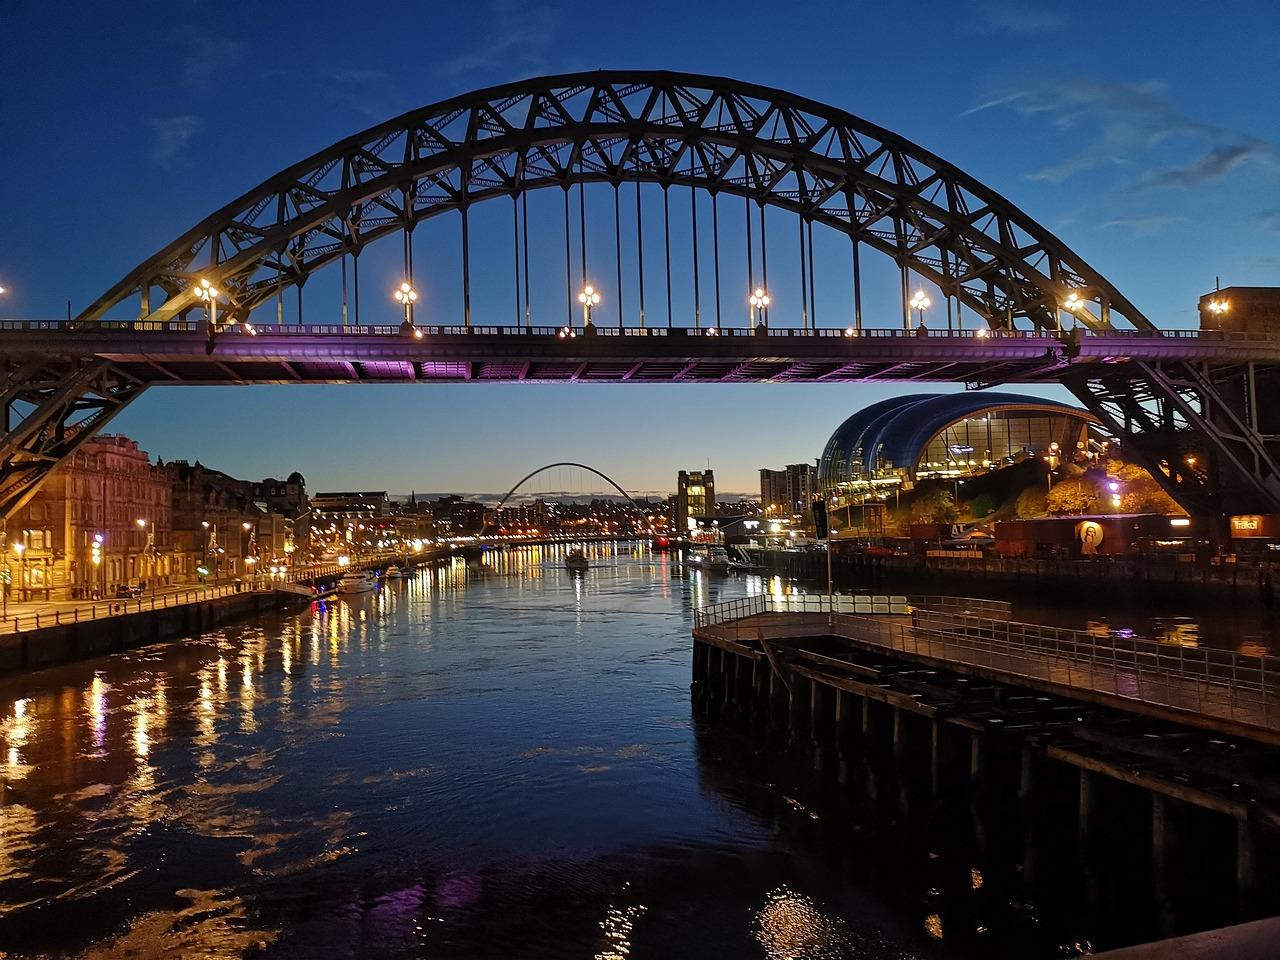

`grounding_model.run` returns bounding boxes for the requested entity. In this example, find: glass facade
[817,394,1101,509]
